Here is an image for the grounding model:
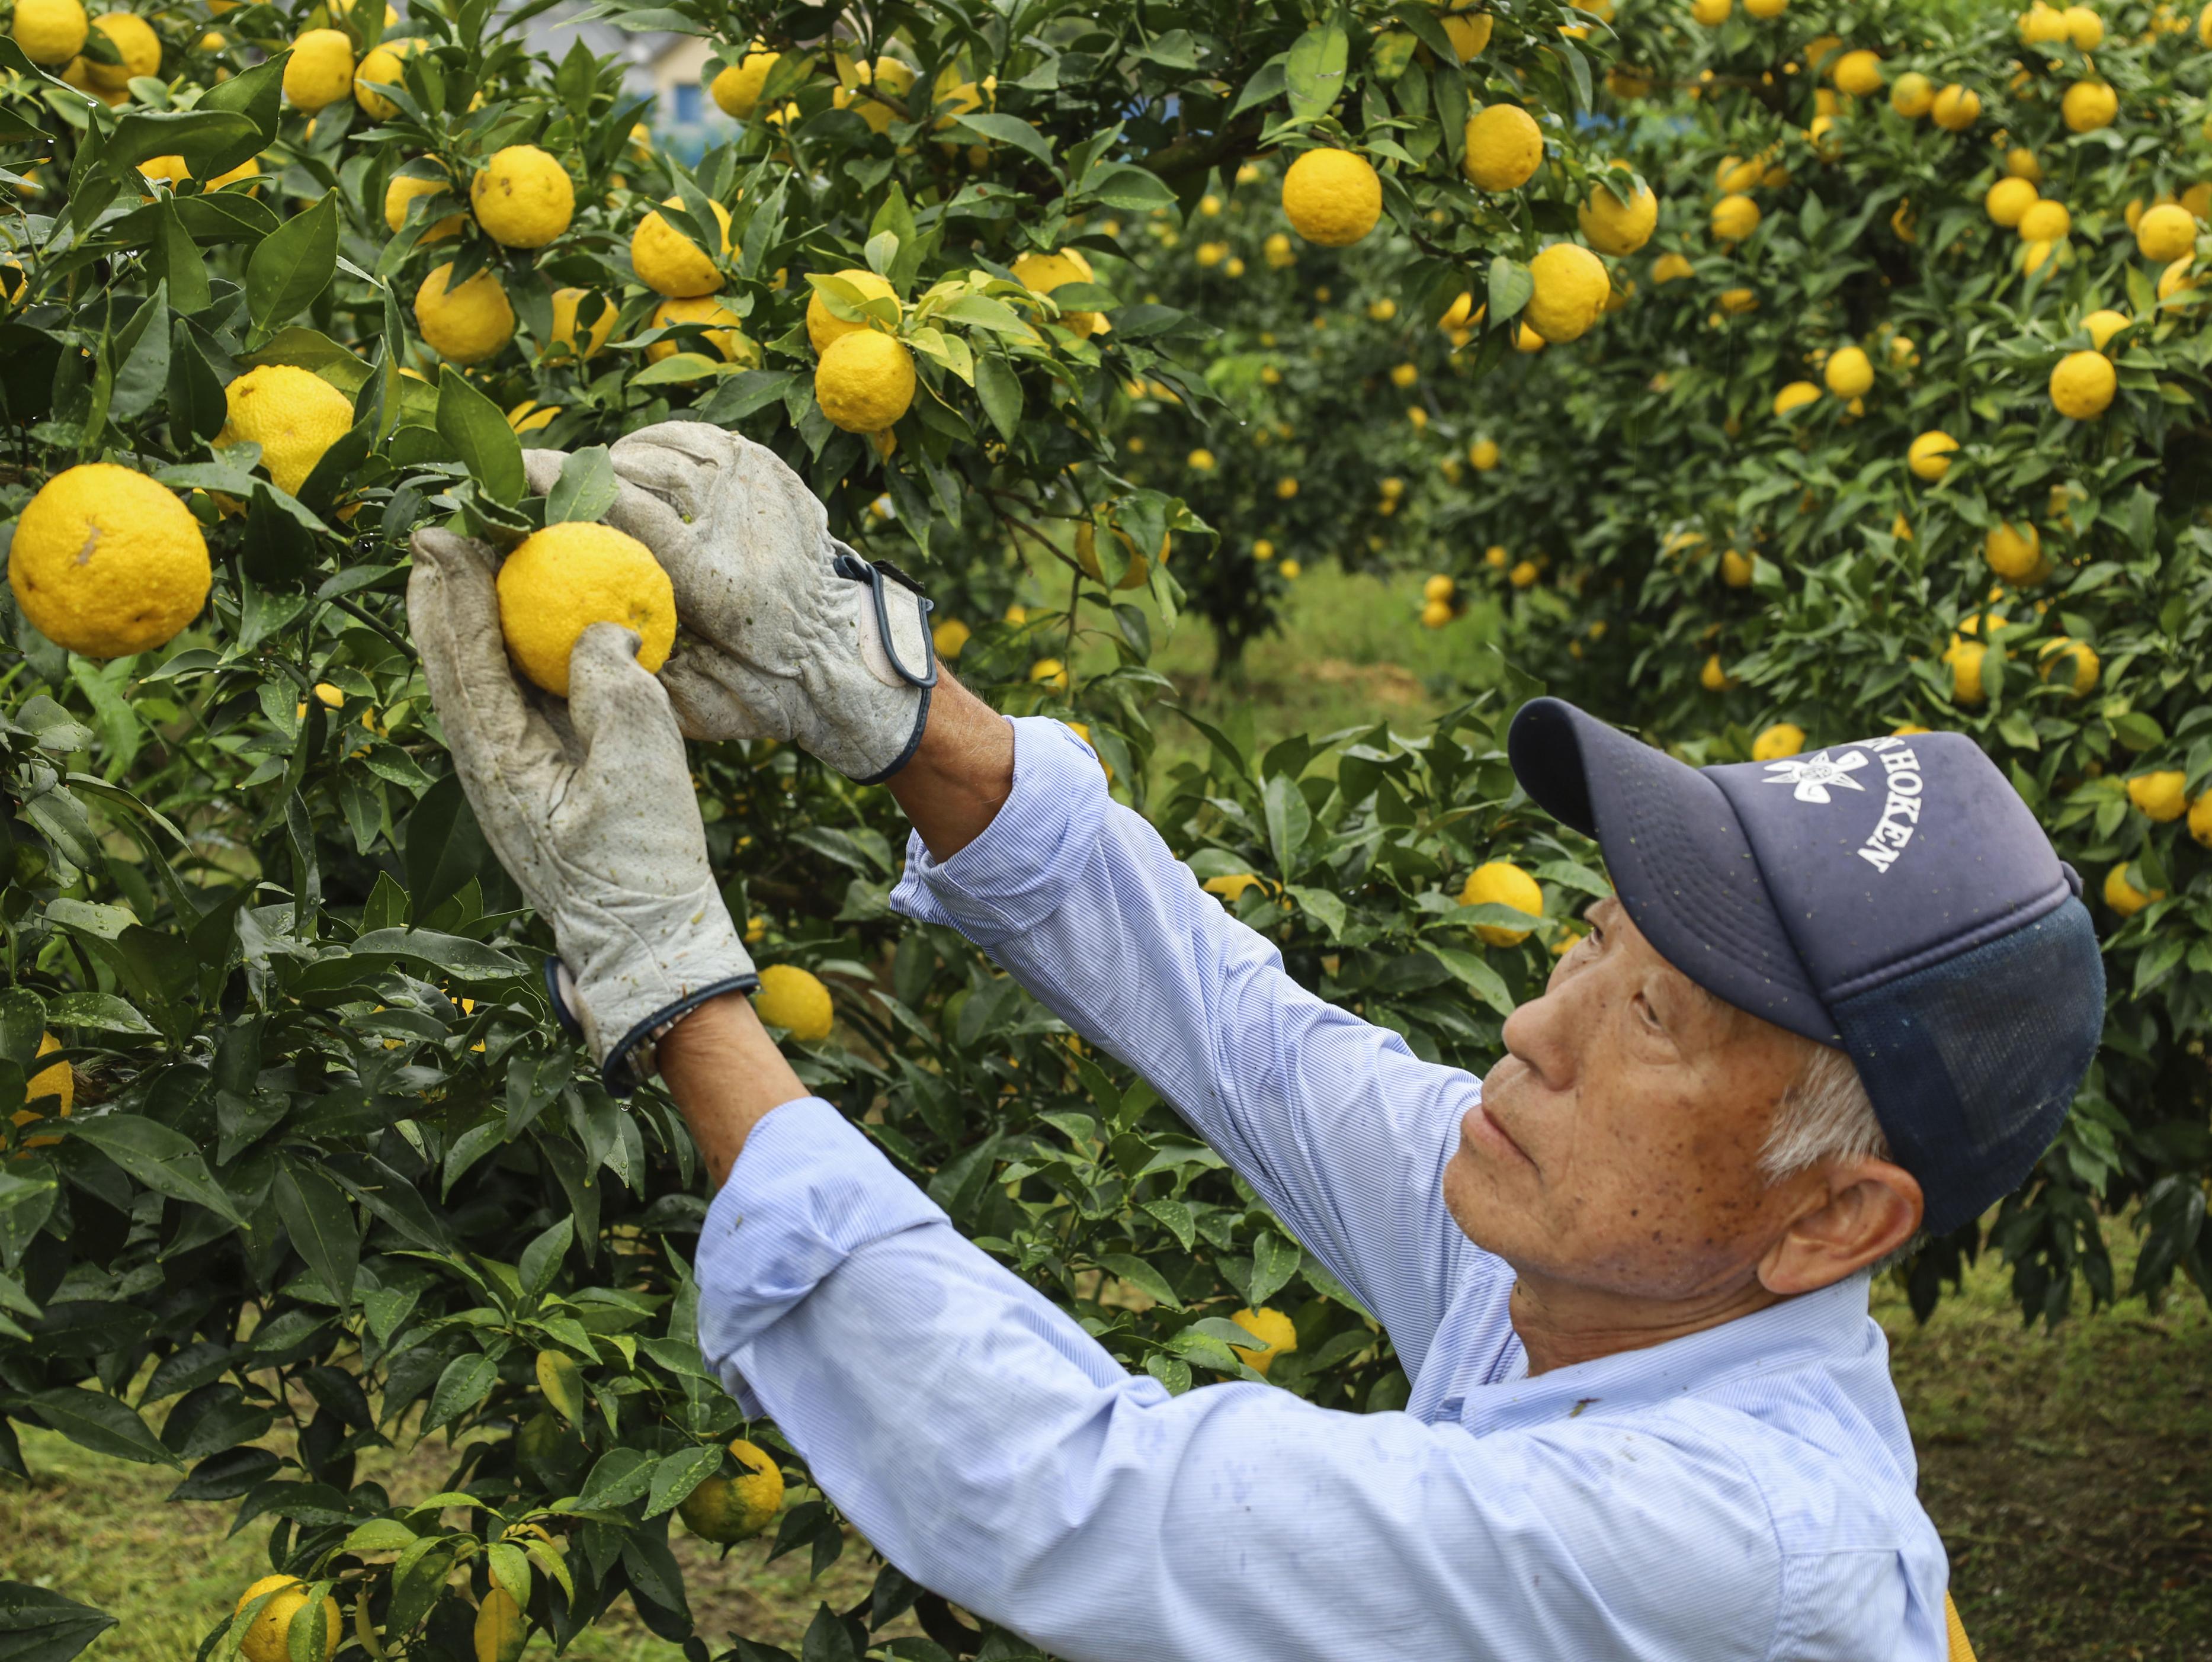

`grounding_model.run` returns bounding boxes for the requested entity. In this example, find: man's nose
[1500,987,1570,1089]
